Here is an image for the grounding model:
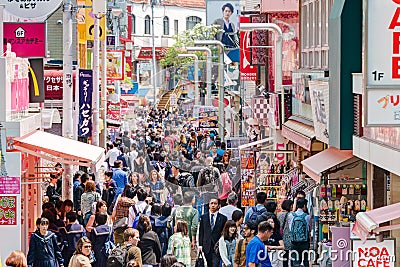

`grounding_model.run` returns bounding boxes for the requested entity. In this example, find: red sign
[44,70,77,100]
[240,16,257,81]
[0,196,17,225]
[0,177,20,194]
[137,47,167,60]
[3,23,46,58]
[107,101,121,122]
